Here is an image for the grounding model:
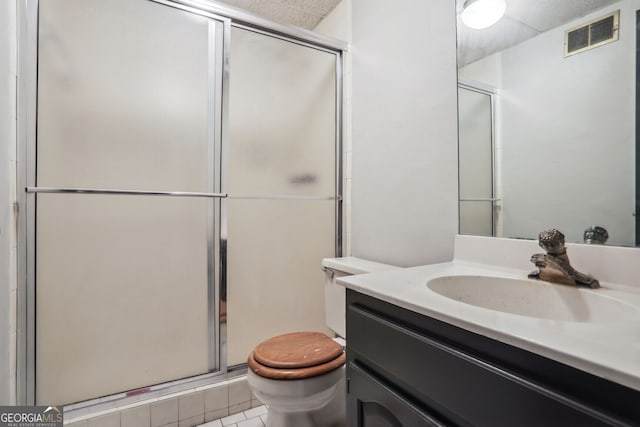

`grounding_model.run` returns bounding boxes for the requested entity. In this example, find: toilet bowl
[247,332,346,427]
[247,257,399,427]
